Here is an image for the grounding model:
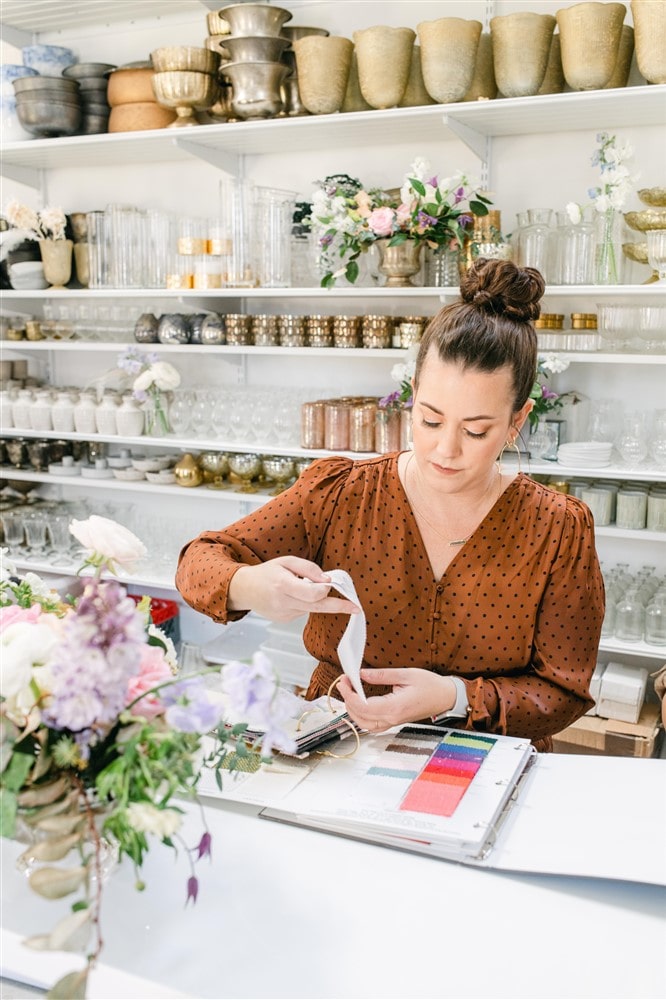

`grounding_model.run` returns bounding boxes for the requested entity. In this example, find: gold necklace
[404,453,502,547]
